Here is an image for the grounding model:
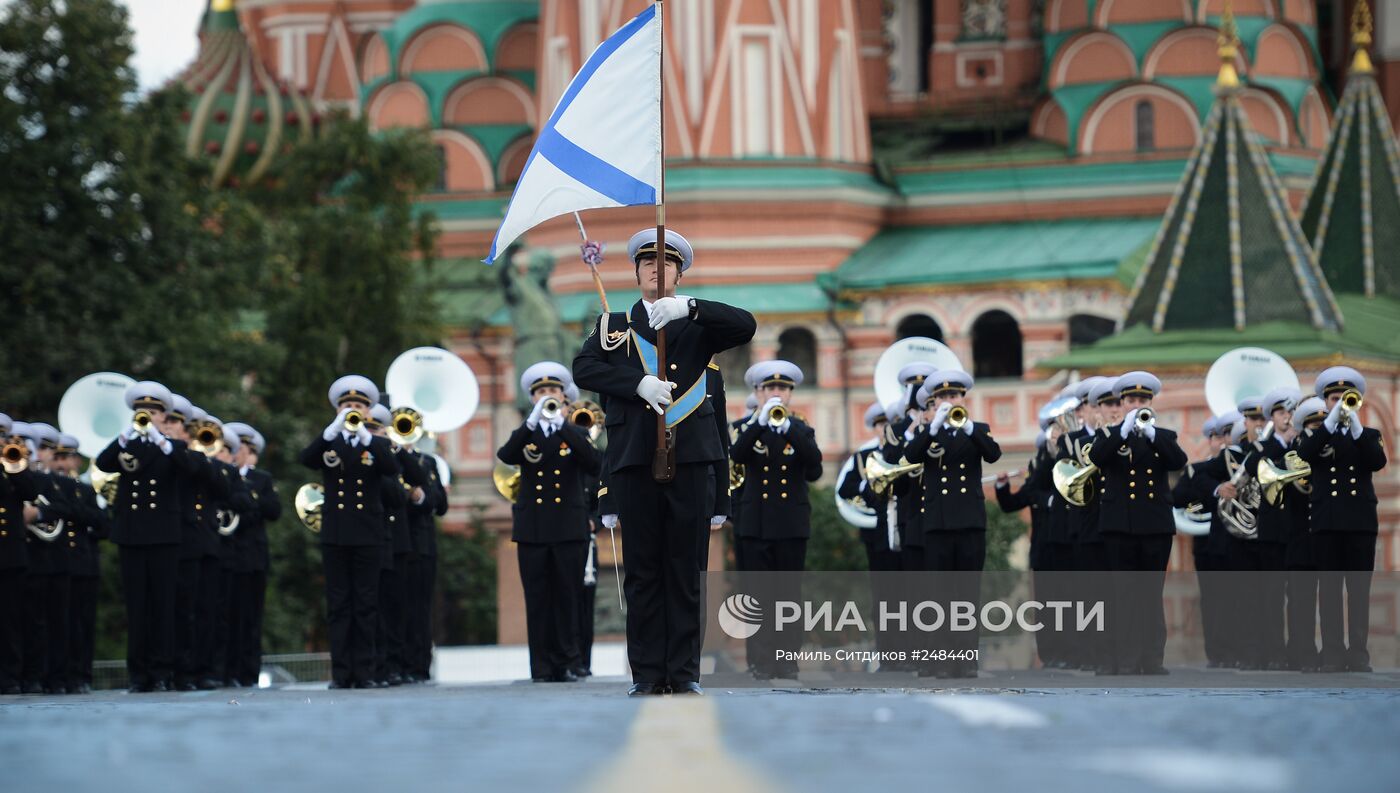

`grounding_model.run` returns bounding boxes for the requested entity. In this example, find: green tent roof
[828,218,1161,291]
[1298,70,1400,300]
[1121,91,1341,333]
